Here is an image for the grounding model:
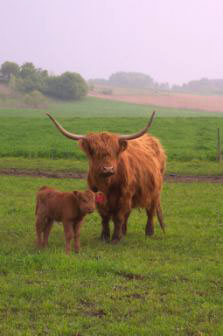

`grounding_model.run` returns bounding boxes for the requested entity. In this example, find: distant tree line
[0,61,88,100]
[88,71,170,91]
[172,78,223,95]
[89,72,223,95]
